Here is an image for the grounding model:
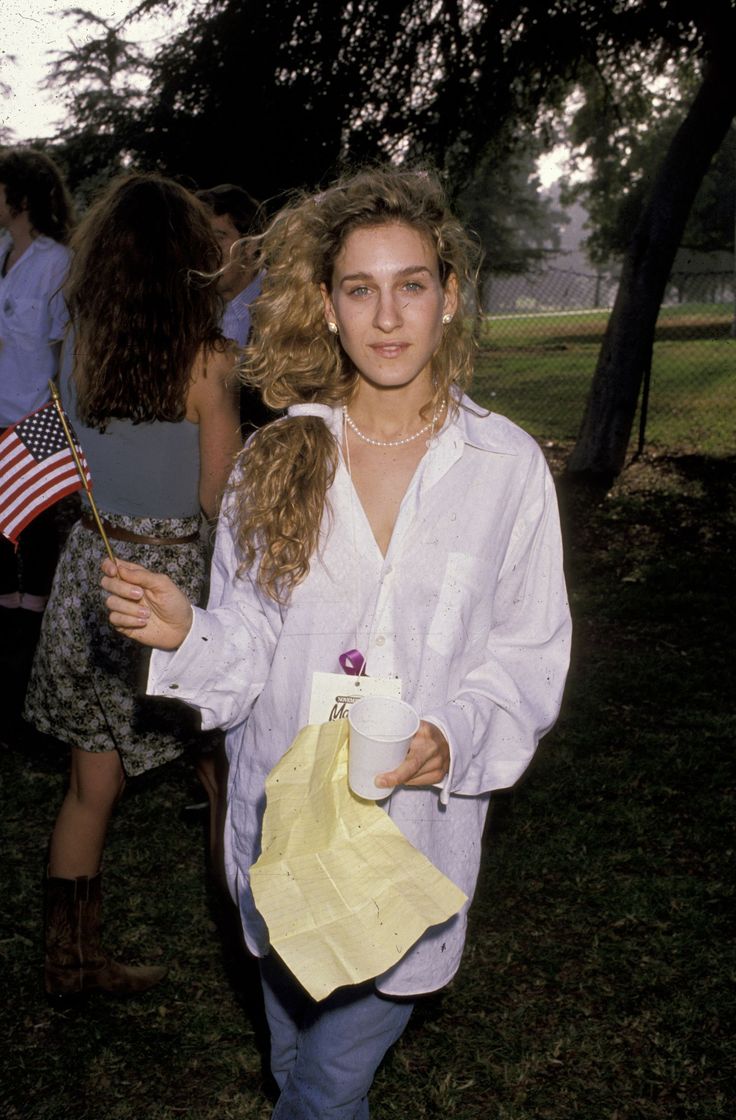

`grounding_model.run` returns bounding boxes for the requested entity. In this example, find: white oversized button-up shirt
[148,397,571,996]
